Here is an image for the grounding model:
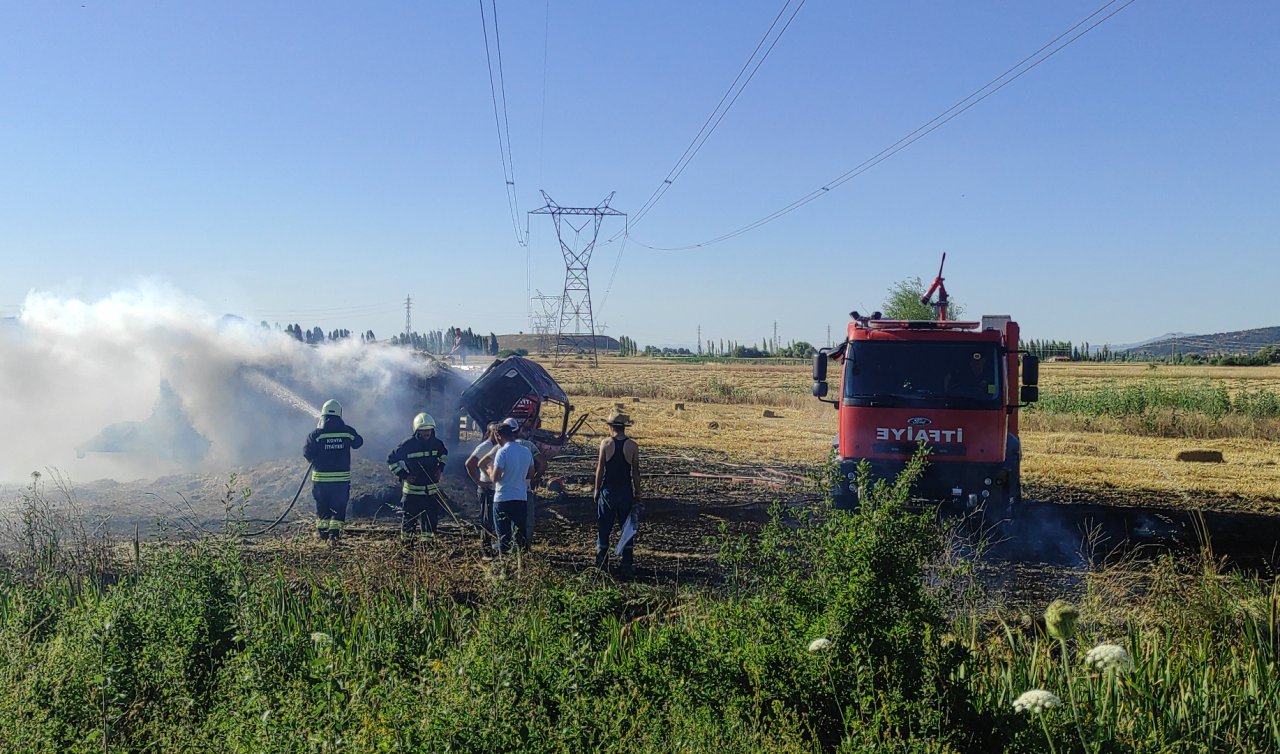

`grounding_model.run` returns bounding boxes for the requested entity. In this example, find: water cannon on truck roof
[811,254,1040,517]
